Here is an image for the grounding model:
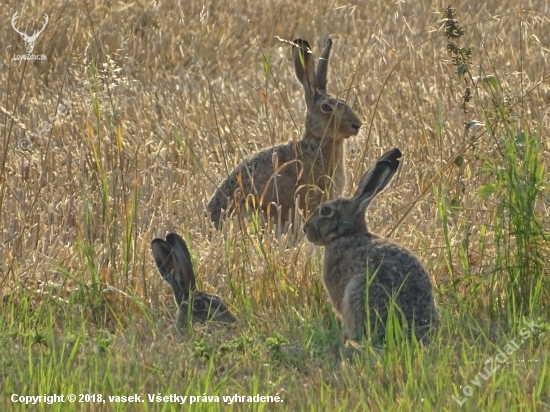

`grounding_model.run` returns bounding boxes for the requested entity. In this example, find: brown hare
[303,148,438,344]
[151,232,236,326]
[207,38,362,228]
